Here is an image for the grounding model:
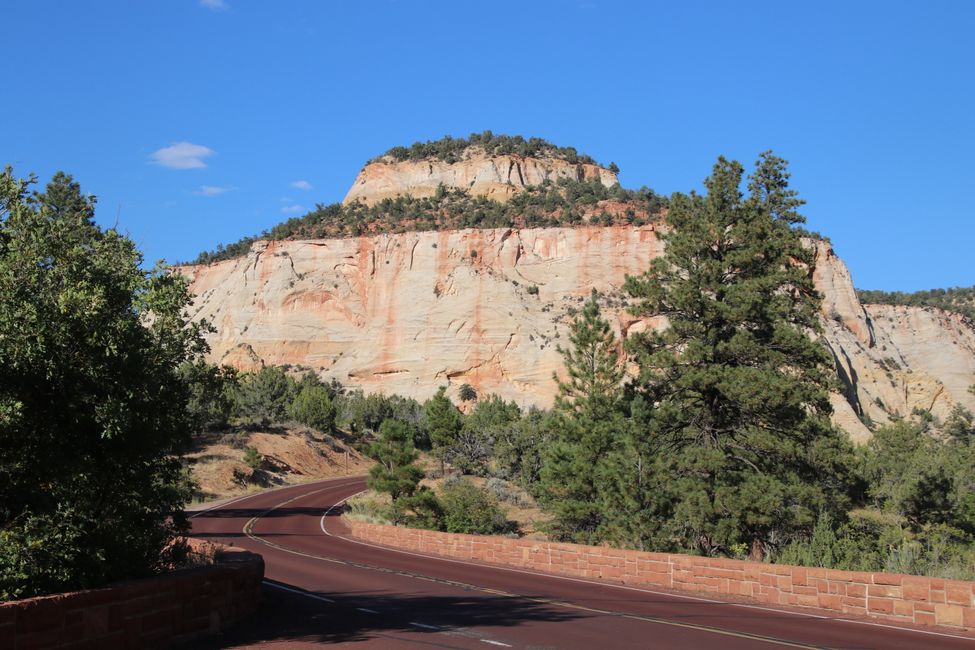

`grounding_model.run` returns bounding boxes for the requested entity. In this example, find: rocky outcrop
[181,228,975,442]
[344,152,618,206]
